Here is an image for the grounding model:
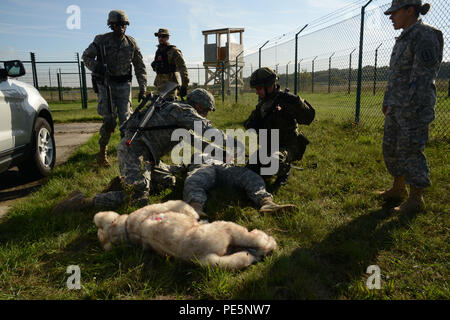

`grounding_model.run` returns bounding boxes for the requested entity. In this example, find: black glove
[138,90,146,103]
[179,86,187,98]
